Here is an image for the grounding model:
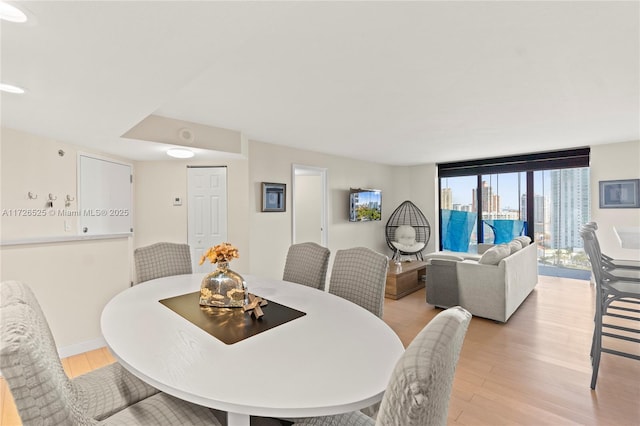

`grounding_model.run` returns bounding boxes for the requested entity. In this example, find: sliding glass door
[480,172,527,245]
[534,168,591,278]
[438,149,591,278]
[440,176,478,252]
